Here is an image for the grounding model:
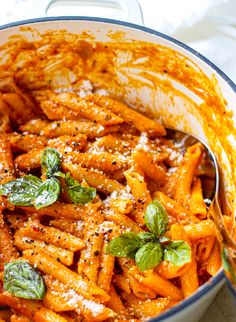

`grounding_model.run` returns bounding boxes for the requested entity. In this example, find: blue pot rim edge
[0,16,227,321]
